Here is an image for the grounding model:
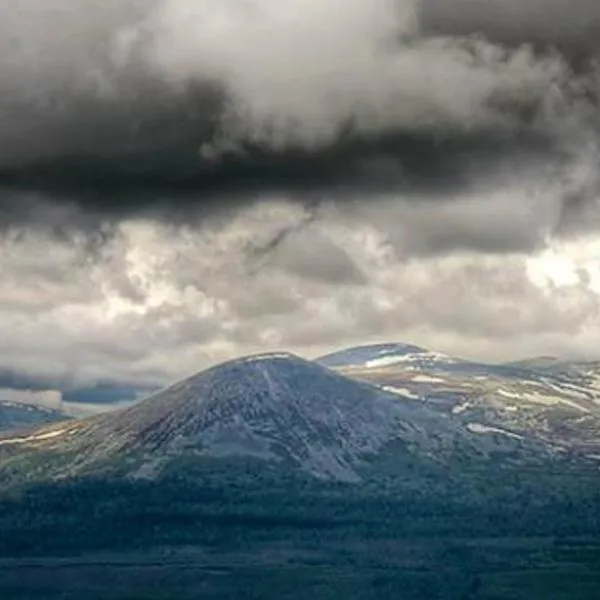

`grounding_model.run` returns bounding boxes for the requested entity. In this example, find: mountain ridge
[0,350,566,488]
[319,343,600,464]
[0,400,69,434]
